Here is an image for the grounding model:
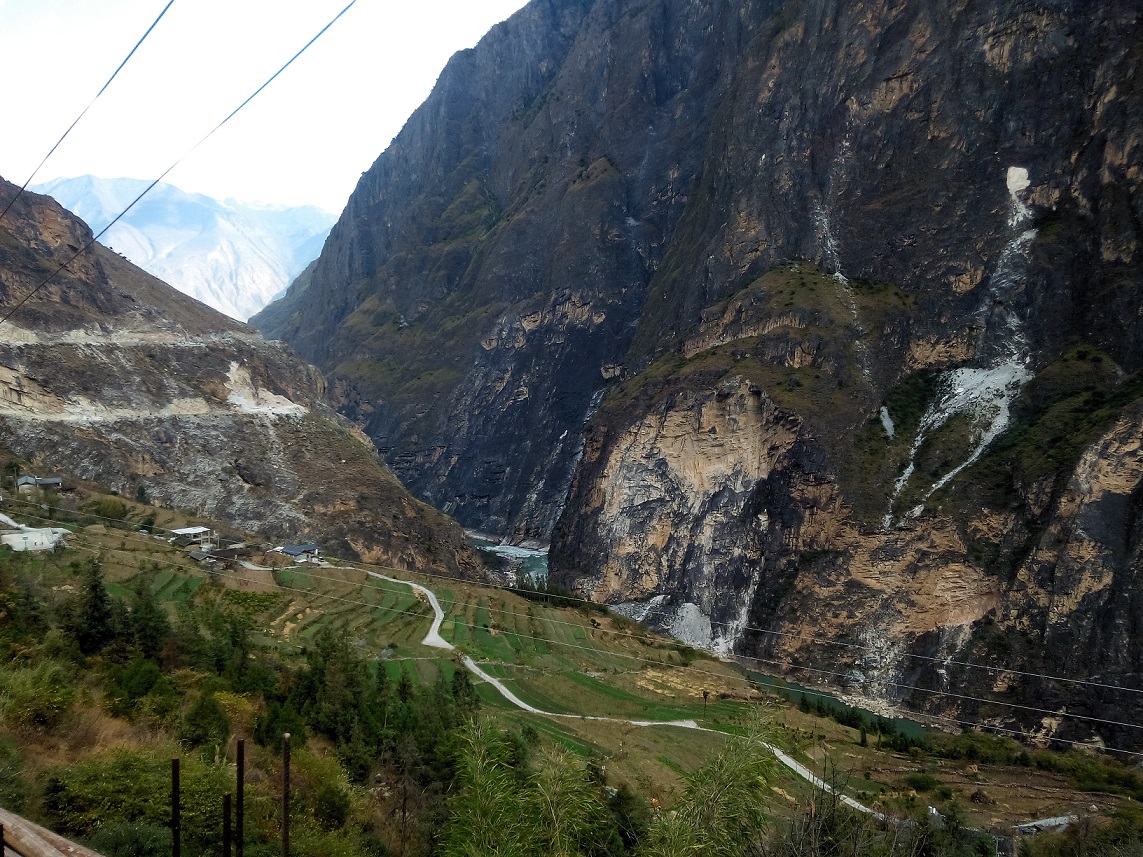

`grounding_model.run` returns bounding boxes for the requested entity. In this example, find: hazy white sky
[0,0,530,213]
